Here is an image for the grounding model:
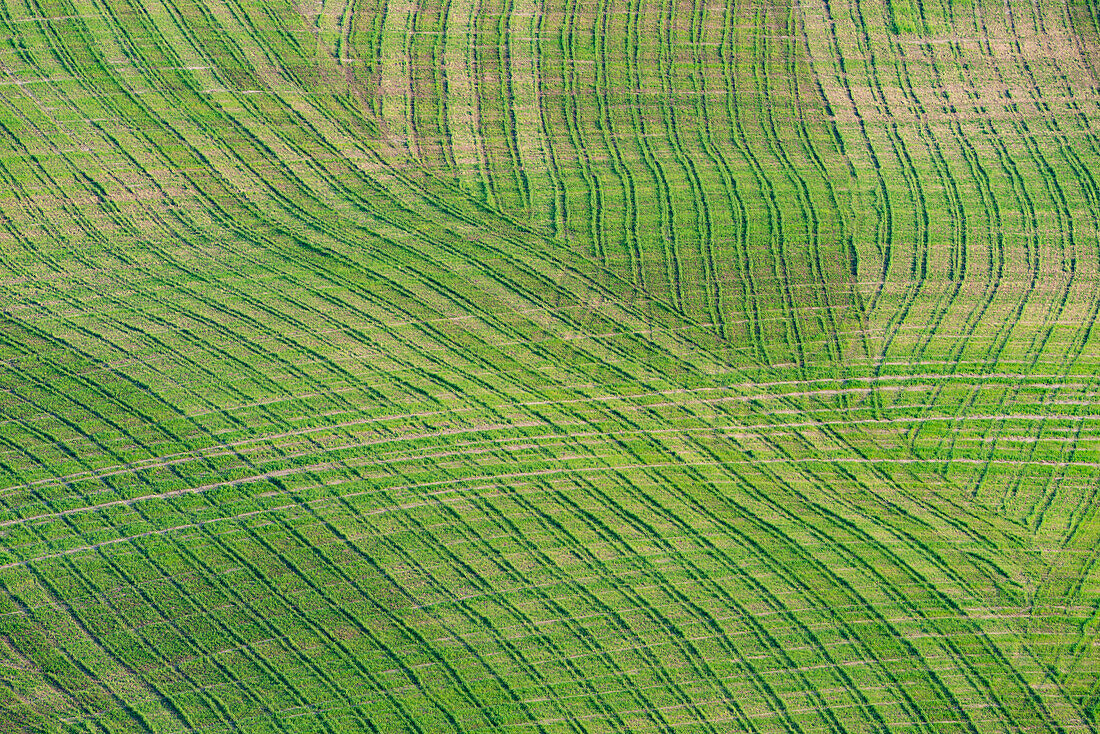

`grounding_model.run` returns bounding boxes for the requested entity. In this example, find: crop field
[0,0,1097,730]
